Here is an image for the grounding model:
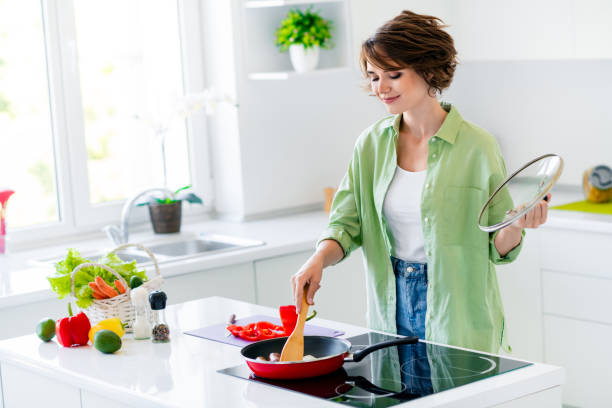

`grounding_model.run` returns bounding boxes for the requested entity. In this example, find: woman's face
[366,61,432,114]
